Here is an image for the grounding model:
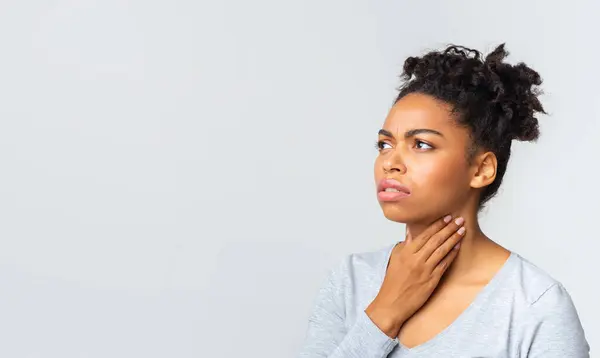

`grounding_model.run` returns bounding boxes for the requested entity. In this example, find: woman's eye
[415,140,433,150]
[374,140,391,151]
